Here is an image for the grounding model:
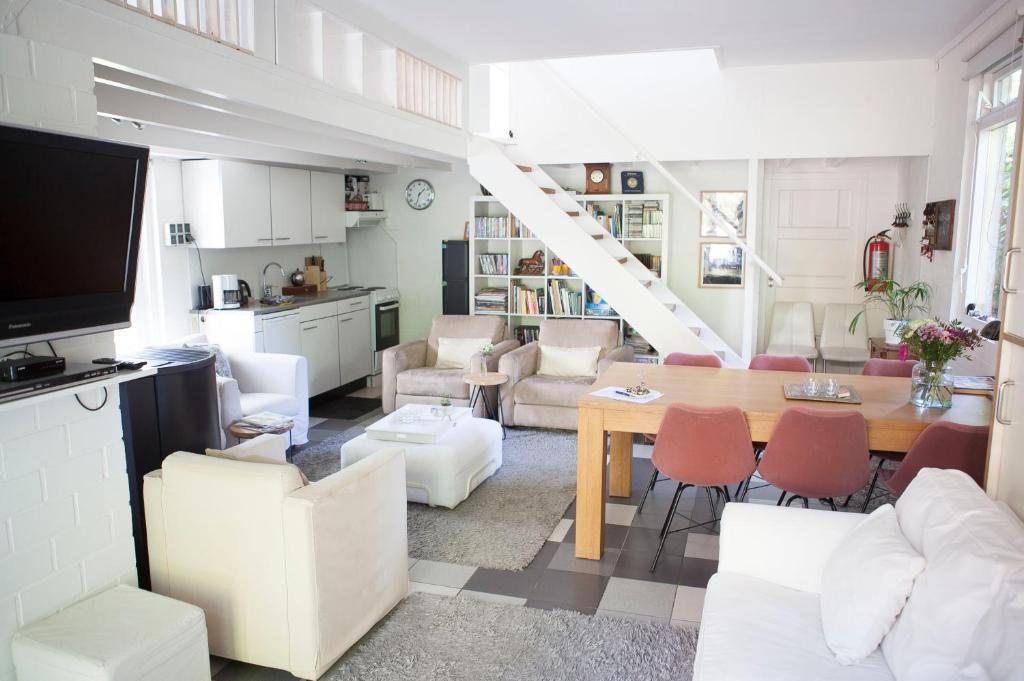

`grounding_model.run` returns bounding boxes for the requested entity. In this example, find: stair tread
[566,211,580,217]
[642,280,653,288]
[517,164,532,172]
[591,233,605,240]
[540,187,556,194]
[616,257,628,264]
